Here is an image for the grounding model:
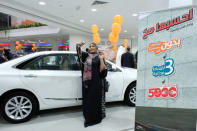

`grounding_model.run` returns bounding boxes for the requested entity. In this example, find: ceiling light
[124,30,127,32]
[39,1,46,5]
[91,8,97,12]
[80,19,85,23]
[100,28,104,31]
[132,13,138,16]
